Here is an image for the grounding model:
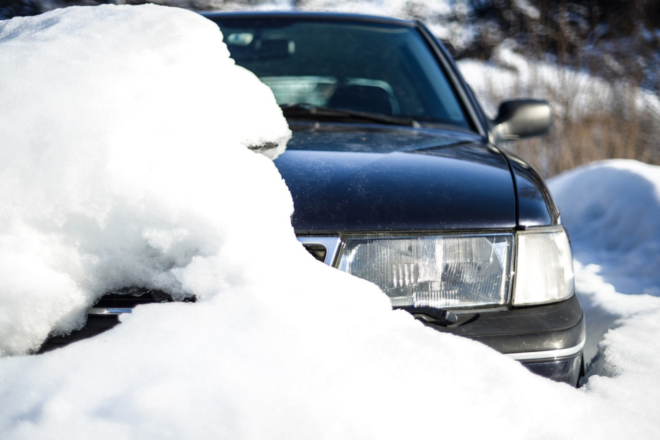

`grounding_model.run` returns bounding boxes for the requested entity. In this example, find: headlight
[337,234,514,309]
[512,226,574,306]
